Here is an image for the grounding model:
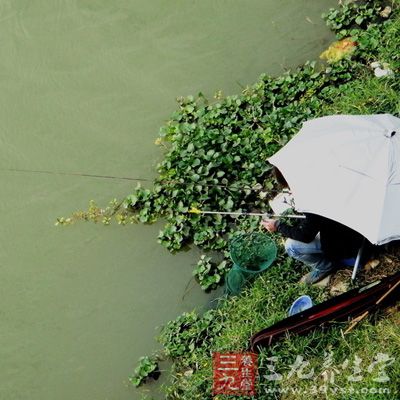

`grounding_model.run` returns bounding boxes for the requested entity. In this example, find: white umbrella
[268,114,400,246]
